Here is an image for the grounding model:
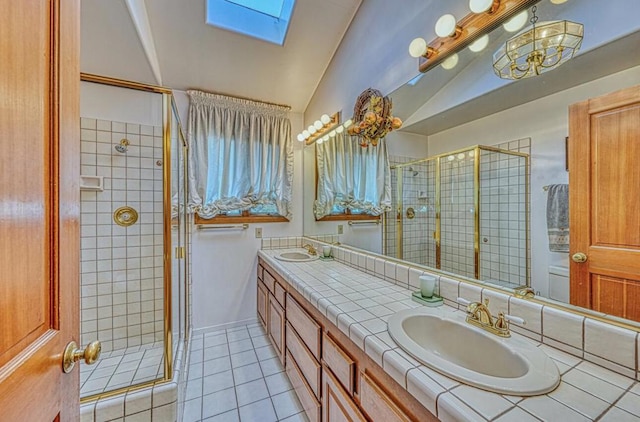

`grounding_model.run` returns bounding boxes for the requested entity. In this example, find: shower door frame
[387,145,530,286]
[79,73,190,403]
